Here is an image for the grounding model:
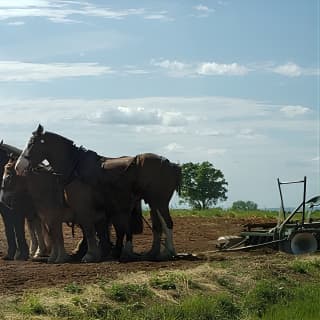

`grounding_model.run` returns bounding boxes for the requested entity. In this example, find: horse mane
[45,131,74,146]
[0,143,22,156]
